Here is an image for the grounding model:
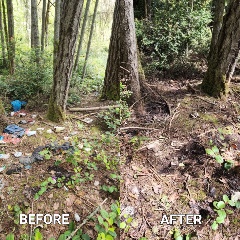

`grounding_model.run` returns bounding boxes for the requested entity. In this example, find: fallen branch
[69,105,120,112]
[119,126,160,131]
[66,198,108,240]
